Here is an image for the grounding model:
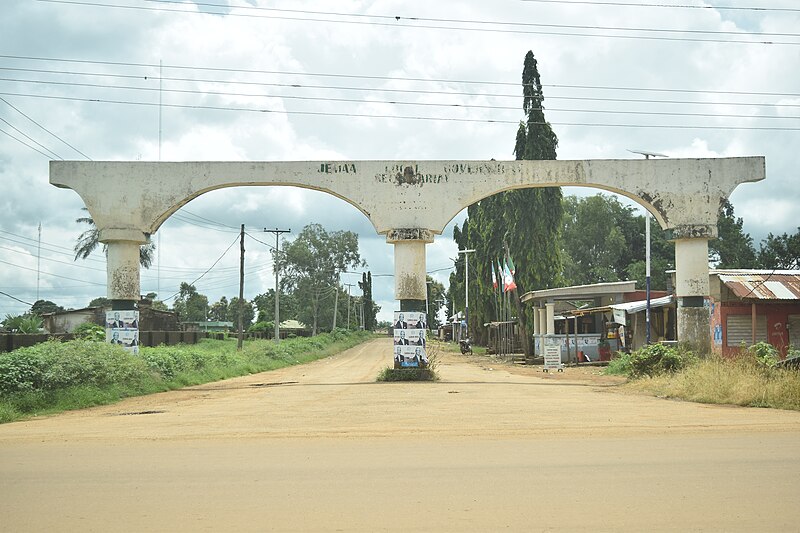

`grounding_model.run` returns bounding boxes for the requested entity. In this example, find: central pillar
[387,228,434,312]
[106,239,143,308]
[672,227,713,354]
